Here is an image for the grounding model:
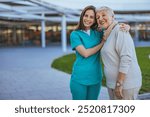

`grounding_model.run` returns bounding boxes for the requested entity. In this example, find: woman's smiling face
[83,9,95,30]
[96,10,114,29]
